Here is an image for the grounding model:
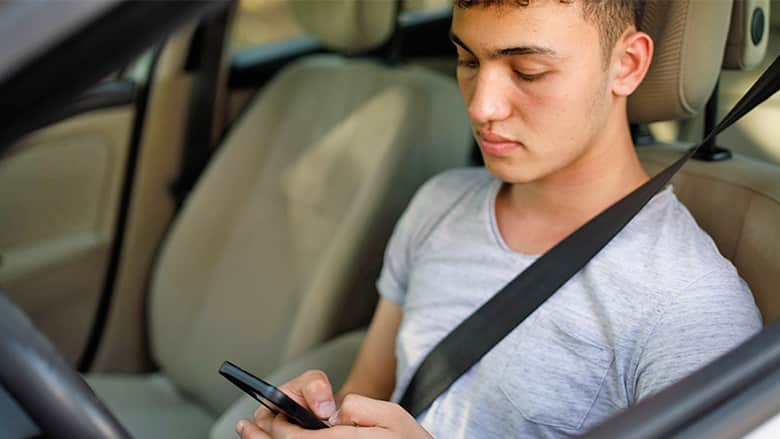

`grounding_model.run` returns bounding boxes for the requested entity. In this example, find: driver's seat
[86,3,473,438]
